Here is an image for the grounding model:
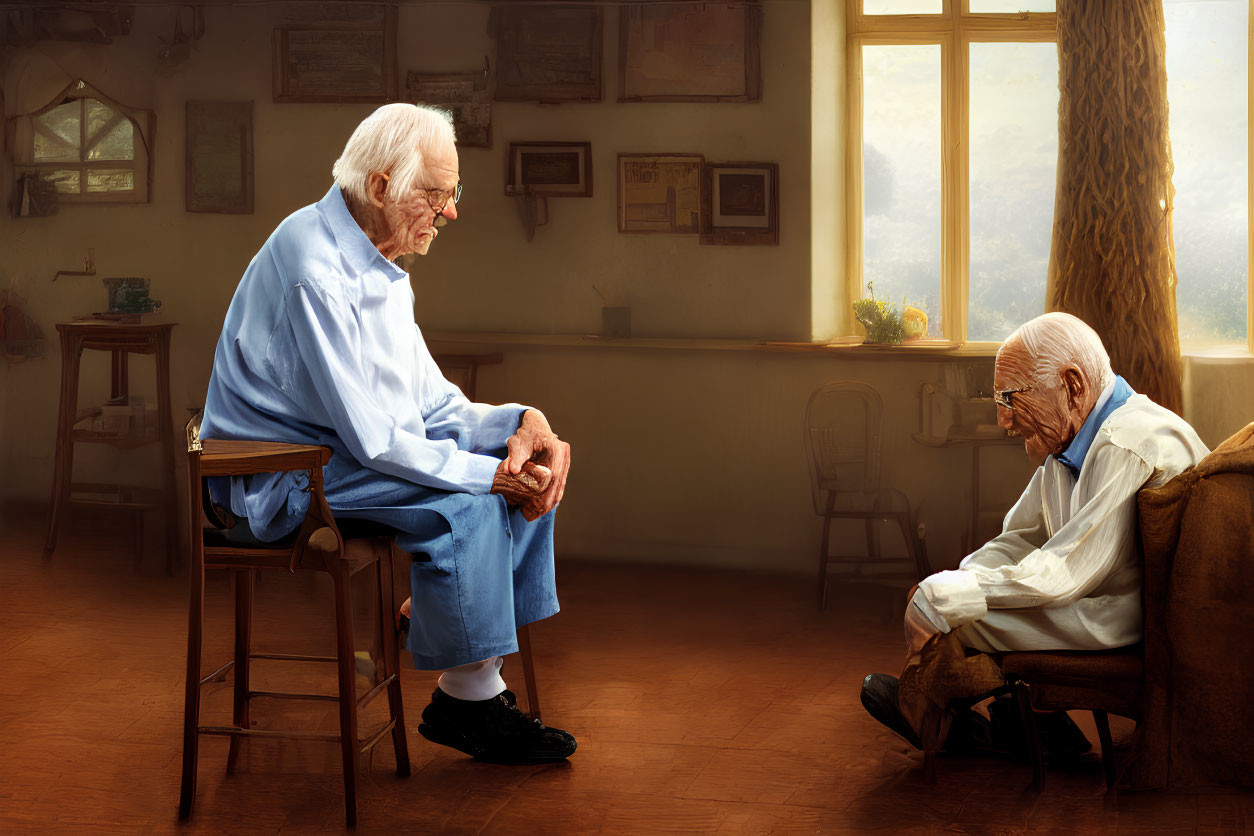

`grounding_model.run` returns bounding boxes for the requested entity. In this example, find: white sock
[437,656,506,701]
